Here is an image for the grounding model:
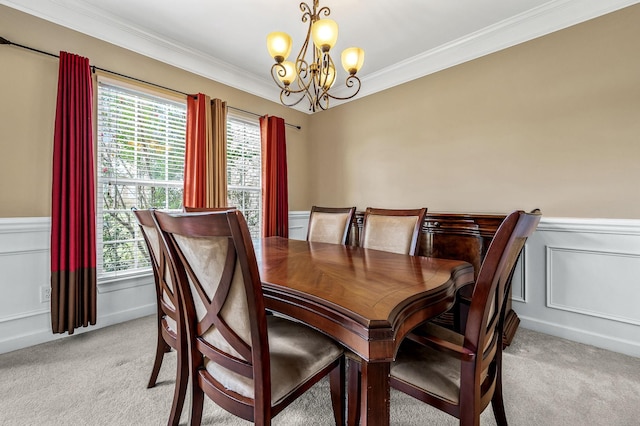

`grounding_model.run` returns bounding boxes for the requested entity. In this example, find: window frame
[95,78,264,287]
[95,76,187,287]
[226,112,262,240]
